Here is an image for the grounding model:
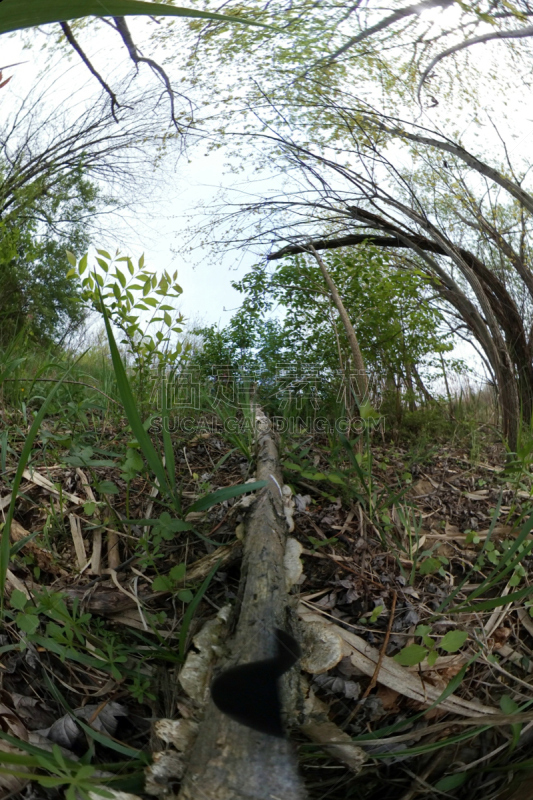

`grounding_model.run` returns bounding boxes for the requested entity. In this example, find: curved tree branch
[111,16,185,131]
[327,0,454,62]
[418,23,533,99]
[60,22,121,122]
[377,121,533,216]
